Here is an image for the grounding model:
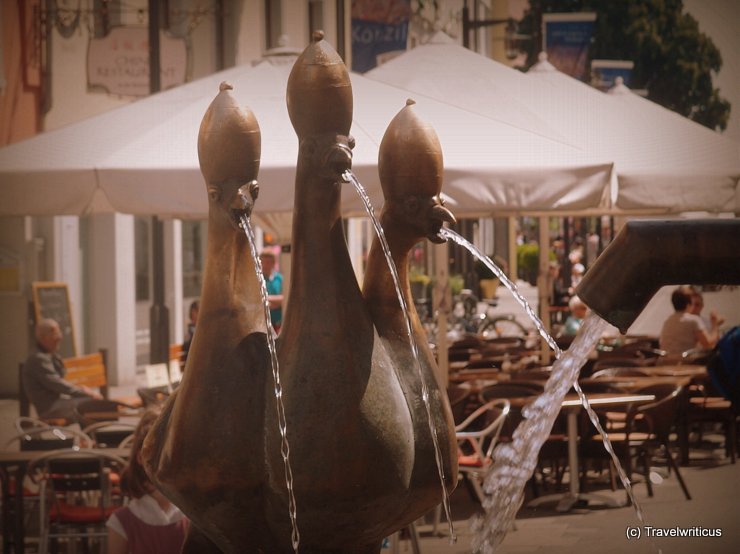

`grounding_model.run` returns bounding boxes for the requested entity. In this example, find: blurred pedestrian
[561,296,589,336]
[260,251,284,332]
[182,300,199,364]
